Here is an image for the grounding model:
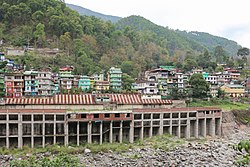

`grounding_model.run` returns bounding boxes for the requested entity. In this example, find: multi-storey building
[217,72,231,85]
[37,71,54,96]
[133,80,159,95]
[220,84,245,97]
[78,75,91,91]
[5,73,24,98]
[59,67,74,91]
[73,75,80,89]
[94,81,110,92]
[52,73,60,94]
[203,73,218,85]
[0,73,5,98]
[107,67,122,91]
[142,68,184,96]
[24,71,39,96]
